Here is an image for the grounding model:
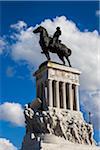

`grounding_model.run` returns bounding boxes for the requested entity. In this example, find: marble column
[43,83,45,100]
[36,84,39,98]
[55,81,60,108]
[69,83,73,110]
[47,79,53,107]
[62,82,67,109]
[36,81,40,98]
[75,85,80,111]
[37,82,41,99]
[42,82,46,109]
